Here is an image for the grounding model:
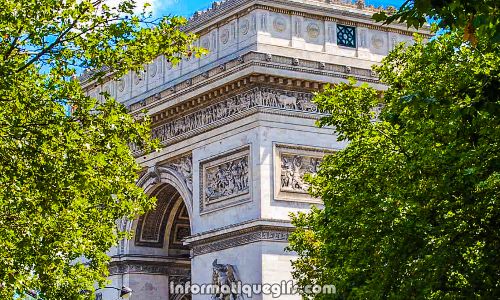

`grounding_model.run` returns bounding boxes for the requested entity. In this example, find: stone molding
[109,260,190,276]
[189,225,294,256]
[184,0,418,36]
[128,51,377,114]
